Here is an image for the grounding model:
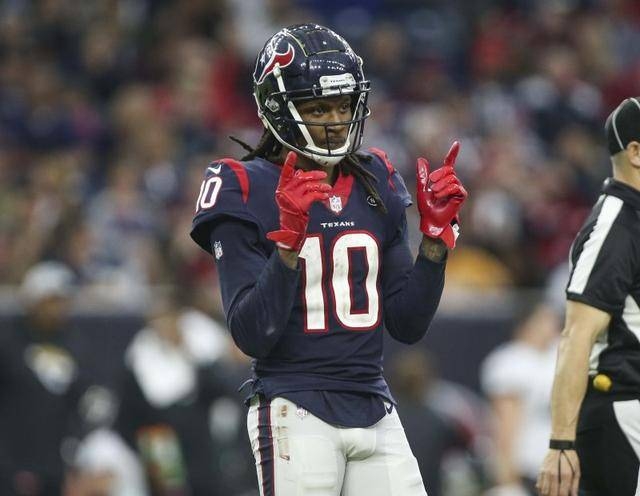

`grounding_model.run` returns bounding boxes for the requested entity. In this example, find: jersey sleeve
[367,147,412,209]
[566,205,640,313]
[190,159,260,254]
[381,213,446,344]
[209,220,300,359]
